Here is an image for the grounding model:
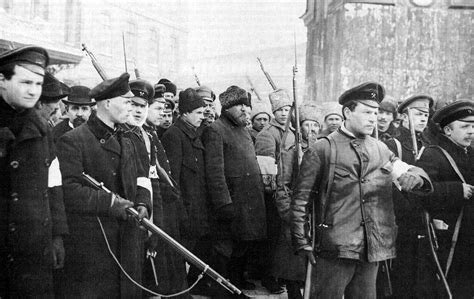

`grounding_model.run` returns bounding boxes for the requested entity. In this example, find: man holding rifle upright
[56,73,151,298]
[290,82,433,299]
